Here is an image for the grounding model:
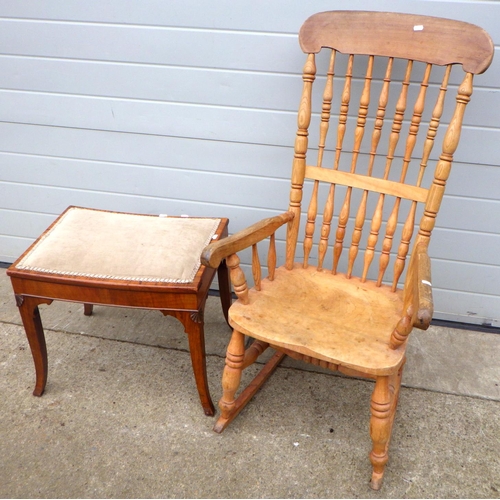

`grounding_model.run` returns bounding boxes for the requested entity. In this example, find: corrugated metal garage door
[0,0,499,326]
